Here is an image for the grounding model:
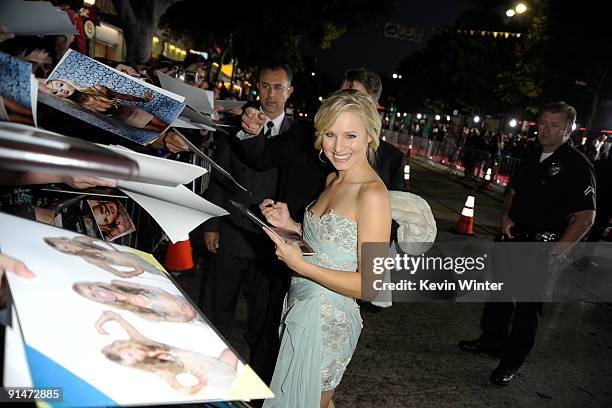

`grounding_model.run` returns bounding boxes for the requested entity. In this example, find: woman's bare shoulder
[357,178,389,209]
